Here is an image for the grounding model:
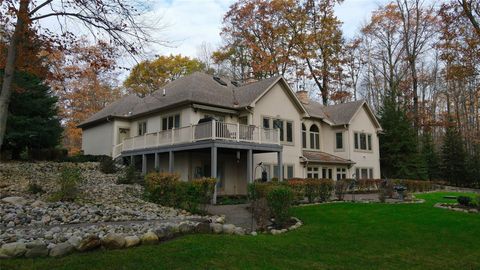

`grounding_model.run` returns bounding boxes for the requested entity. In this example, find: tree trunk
[0,0,30,152]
